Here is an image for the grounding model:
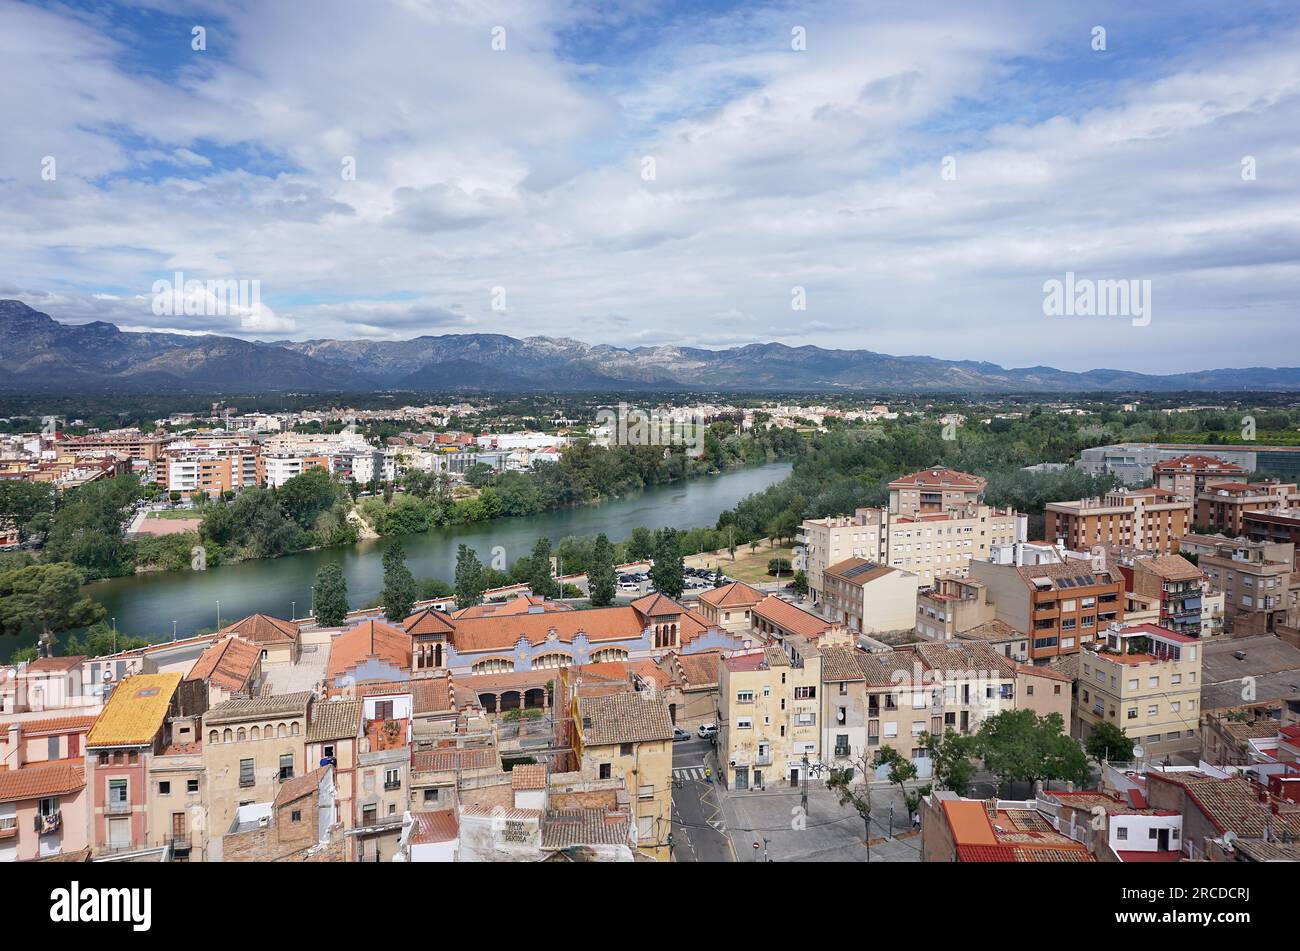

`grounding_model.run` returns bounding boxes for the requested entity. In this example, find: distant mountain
[2,299,1299,394]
